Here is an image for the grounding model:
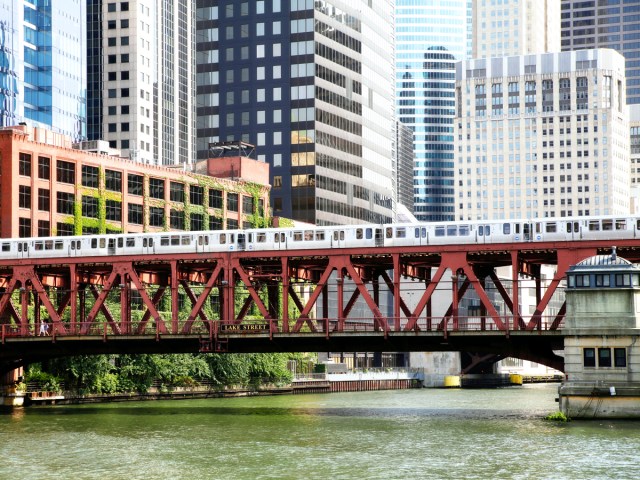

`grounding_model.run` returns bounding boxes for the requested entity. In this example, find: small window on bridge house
[614,348,627,367]
[575,274,590,287]
[615,274,631,287]
[583,348,596,367]
[598,348,612,367]
[594,274,610,287]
